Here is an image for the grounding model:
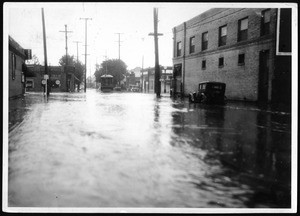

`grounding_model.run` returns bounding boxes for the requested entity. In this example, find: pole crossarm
[148,33,163,36]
